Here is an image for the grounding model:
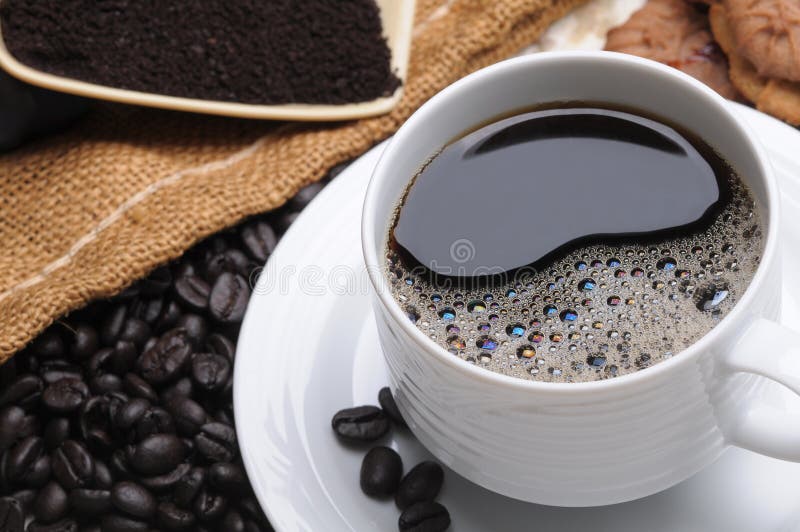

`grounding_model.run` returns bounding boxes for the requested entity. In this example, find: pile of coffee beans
[0,172,337,531]
[332,388,451,532]
[1,0,400,105]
